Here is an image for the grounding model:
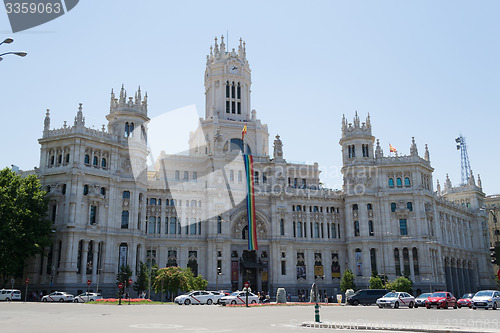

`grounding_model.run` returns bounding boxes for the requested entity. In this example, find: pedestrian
[324,291,328,303]
[39,291,43,301]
